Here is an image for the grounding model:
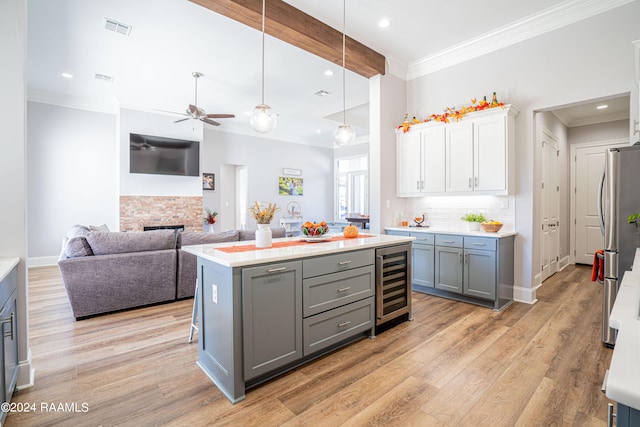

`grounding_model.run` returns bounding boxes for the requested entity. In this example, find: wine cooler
[375,243,412,326]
